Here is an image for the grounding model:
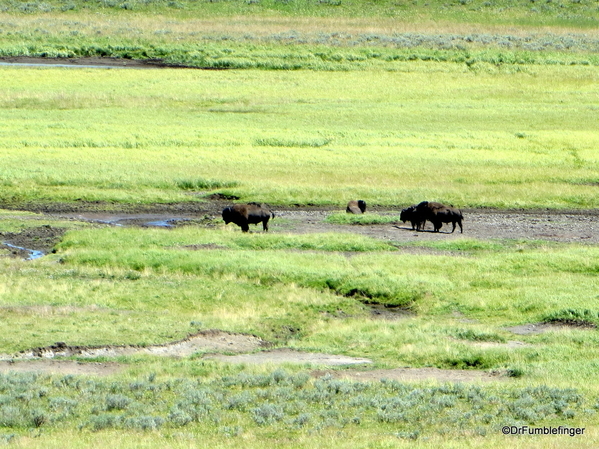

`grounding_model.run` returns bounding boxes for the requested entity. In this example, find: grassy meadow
[0,0,599,447]
[1,65,599,208]
[0,220,599,446]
